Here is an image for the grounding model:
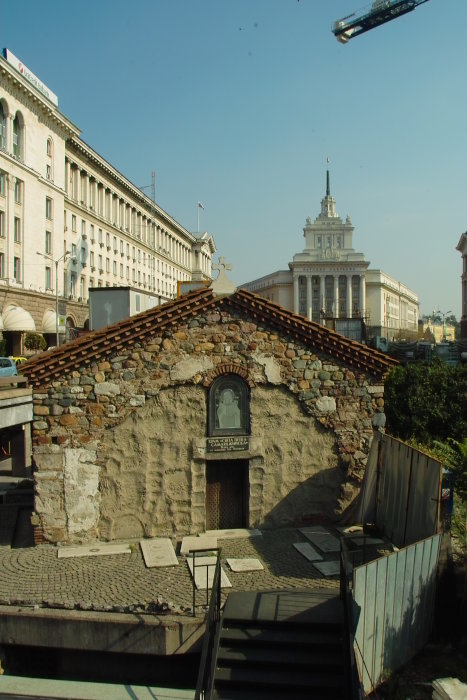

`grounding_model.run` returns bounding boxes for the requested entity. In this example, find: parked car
[9,356,28,366]
[0,358,18,377]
